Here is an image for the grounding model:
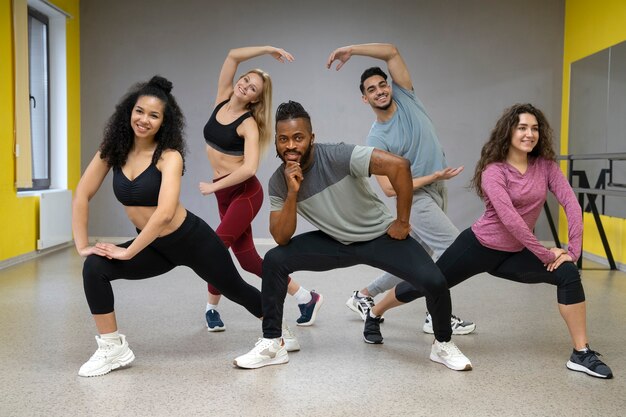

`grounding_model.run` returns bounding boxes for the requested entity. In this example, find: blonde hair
[240,69,272,154]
